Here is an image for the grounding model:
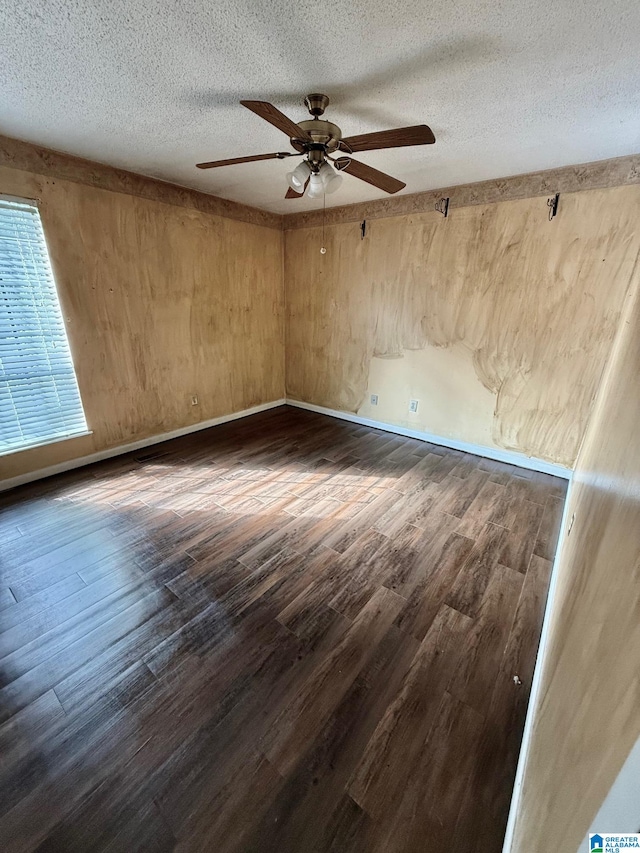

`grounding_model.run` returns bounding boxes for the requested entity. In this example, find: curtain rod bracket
[435,197,449,218]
